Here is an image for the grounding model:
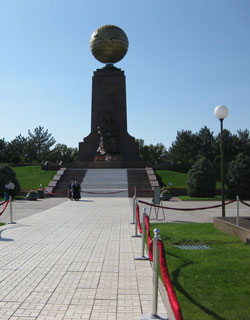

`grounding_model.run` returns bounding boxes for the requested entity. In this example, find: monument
[79,25,140,163]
